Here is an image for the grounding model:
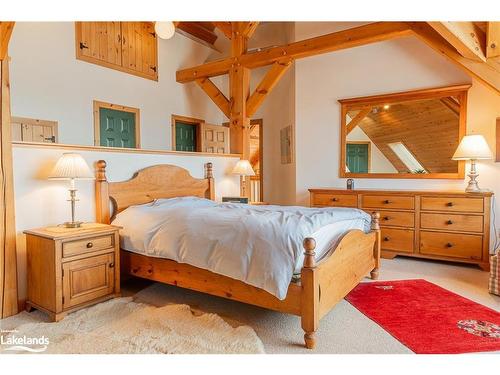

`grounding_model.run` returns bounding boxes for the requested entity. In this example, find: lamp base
[62,221,83,228]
